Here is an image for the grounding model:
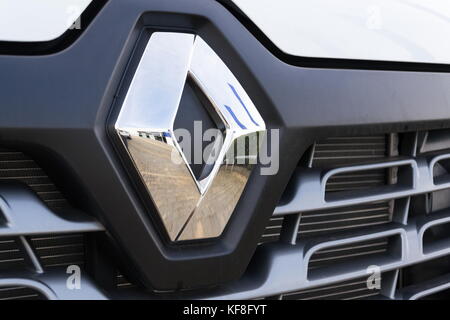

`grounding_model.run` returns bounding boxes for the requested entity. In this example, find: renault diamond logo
[115,32,266,241]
